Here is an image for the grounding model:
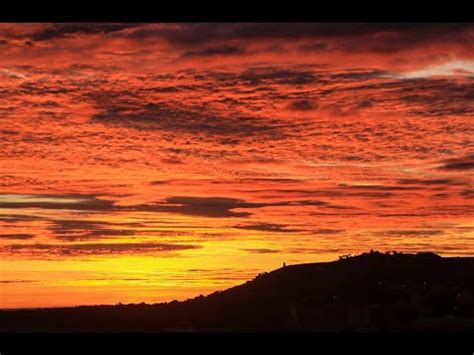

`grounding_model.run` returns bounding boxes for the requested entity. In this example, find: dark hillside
[1,252,473,332]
